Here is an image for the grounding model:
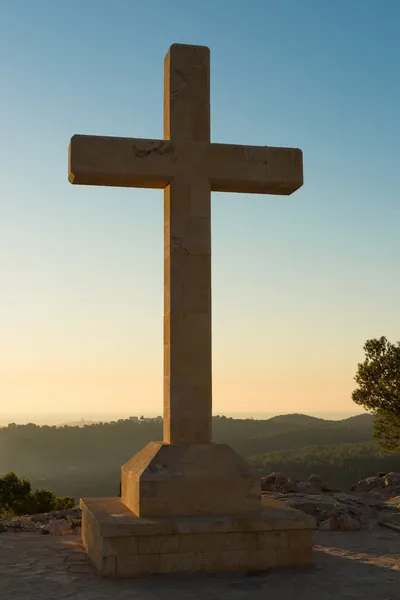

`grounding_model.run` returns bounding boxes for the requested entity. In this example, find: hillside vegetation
[1,413,399,498]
